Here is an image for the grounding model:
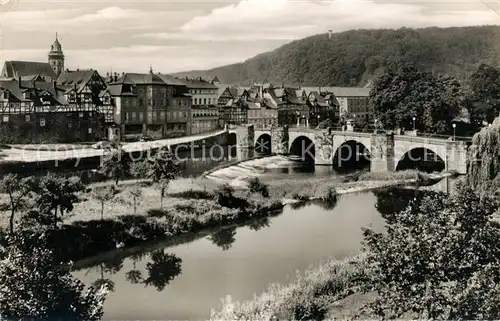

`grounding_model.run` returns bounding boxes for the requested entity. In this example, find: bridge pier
[370,133,395,173]
[271,125,289,155]
[232,124,255,161]
[314,128,334,165]
[445,141,468,174]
